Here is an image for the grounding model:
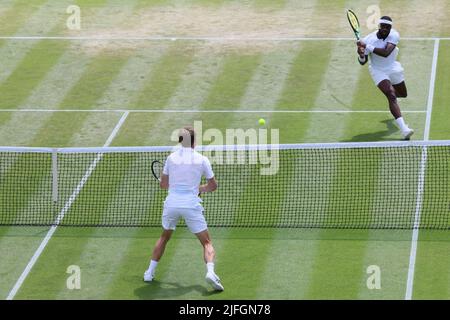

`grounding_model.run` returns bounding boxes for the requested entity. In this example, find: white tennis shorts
[369,62,405,86]
[162,206,207,234]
